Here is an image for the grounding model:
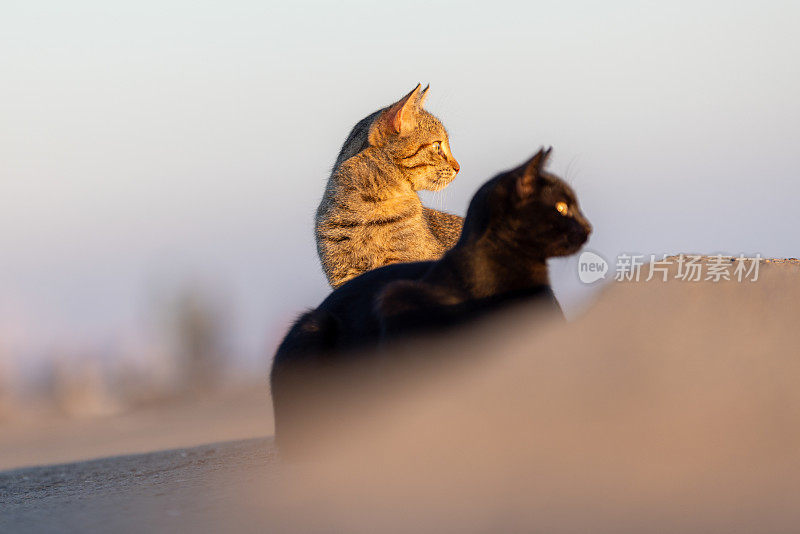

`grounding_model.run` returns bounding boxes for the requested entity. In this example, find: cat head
[461,148,592,259]
[366,84,460,191]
